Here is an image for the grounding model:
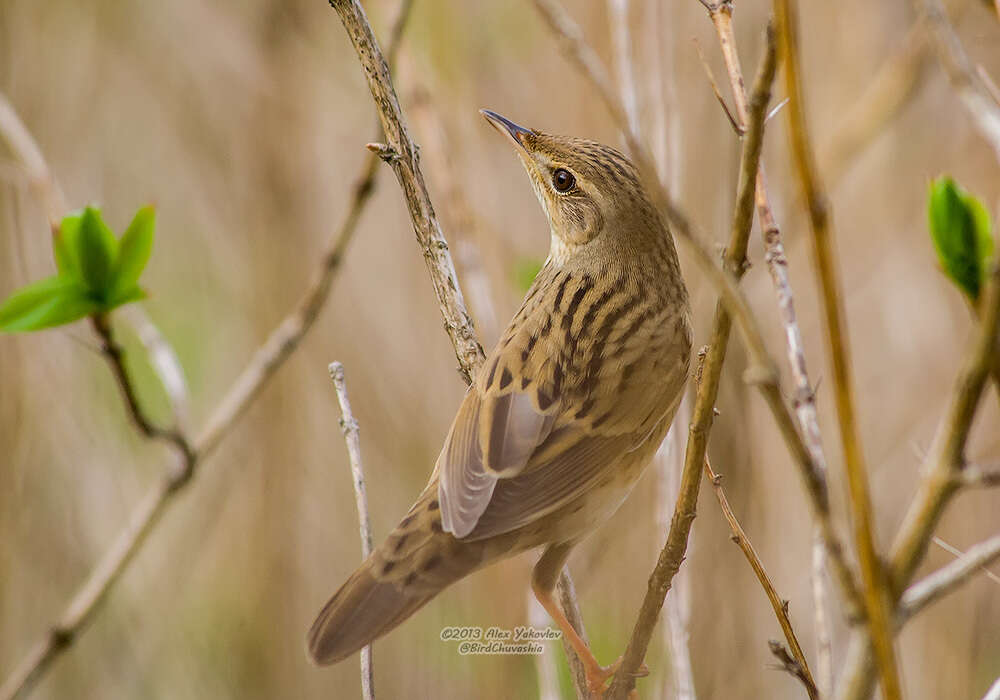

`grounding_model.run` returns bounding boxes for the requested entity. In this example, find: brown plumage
[308,110,691,696]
